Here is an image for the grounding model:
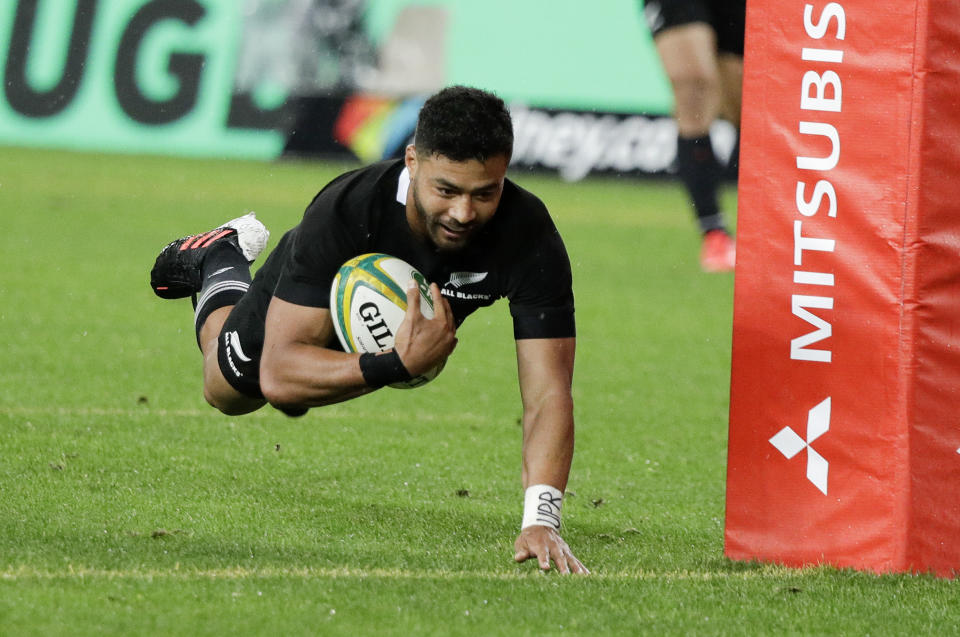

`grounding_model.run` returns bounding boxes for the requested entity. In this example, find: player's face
[405,146,508,252]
